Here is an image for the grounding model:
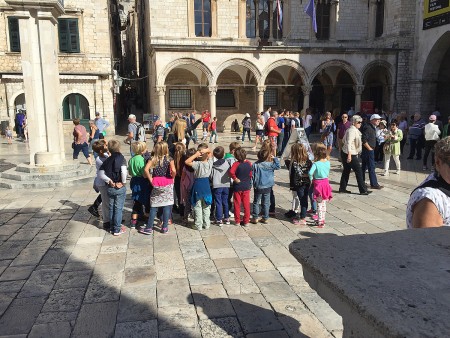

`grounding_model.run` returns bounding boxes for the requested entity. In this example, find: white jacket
[424,123,441,141]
